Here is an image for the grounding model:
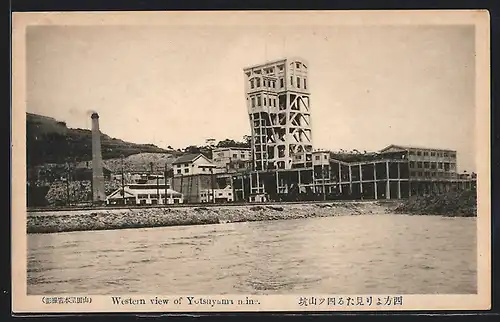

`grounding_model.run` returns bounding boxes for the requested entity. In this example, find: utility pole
[121,155,125,205]
[156,171,160,204]
[65,162,70,206]
[321,165,326,200]
[210,168,216,204]
[164,164,168,205]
